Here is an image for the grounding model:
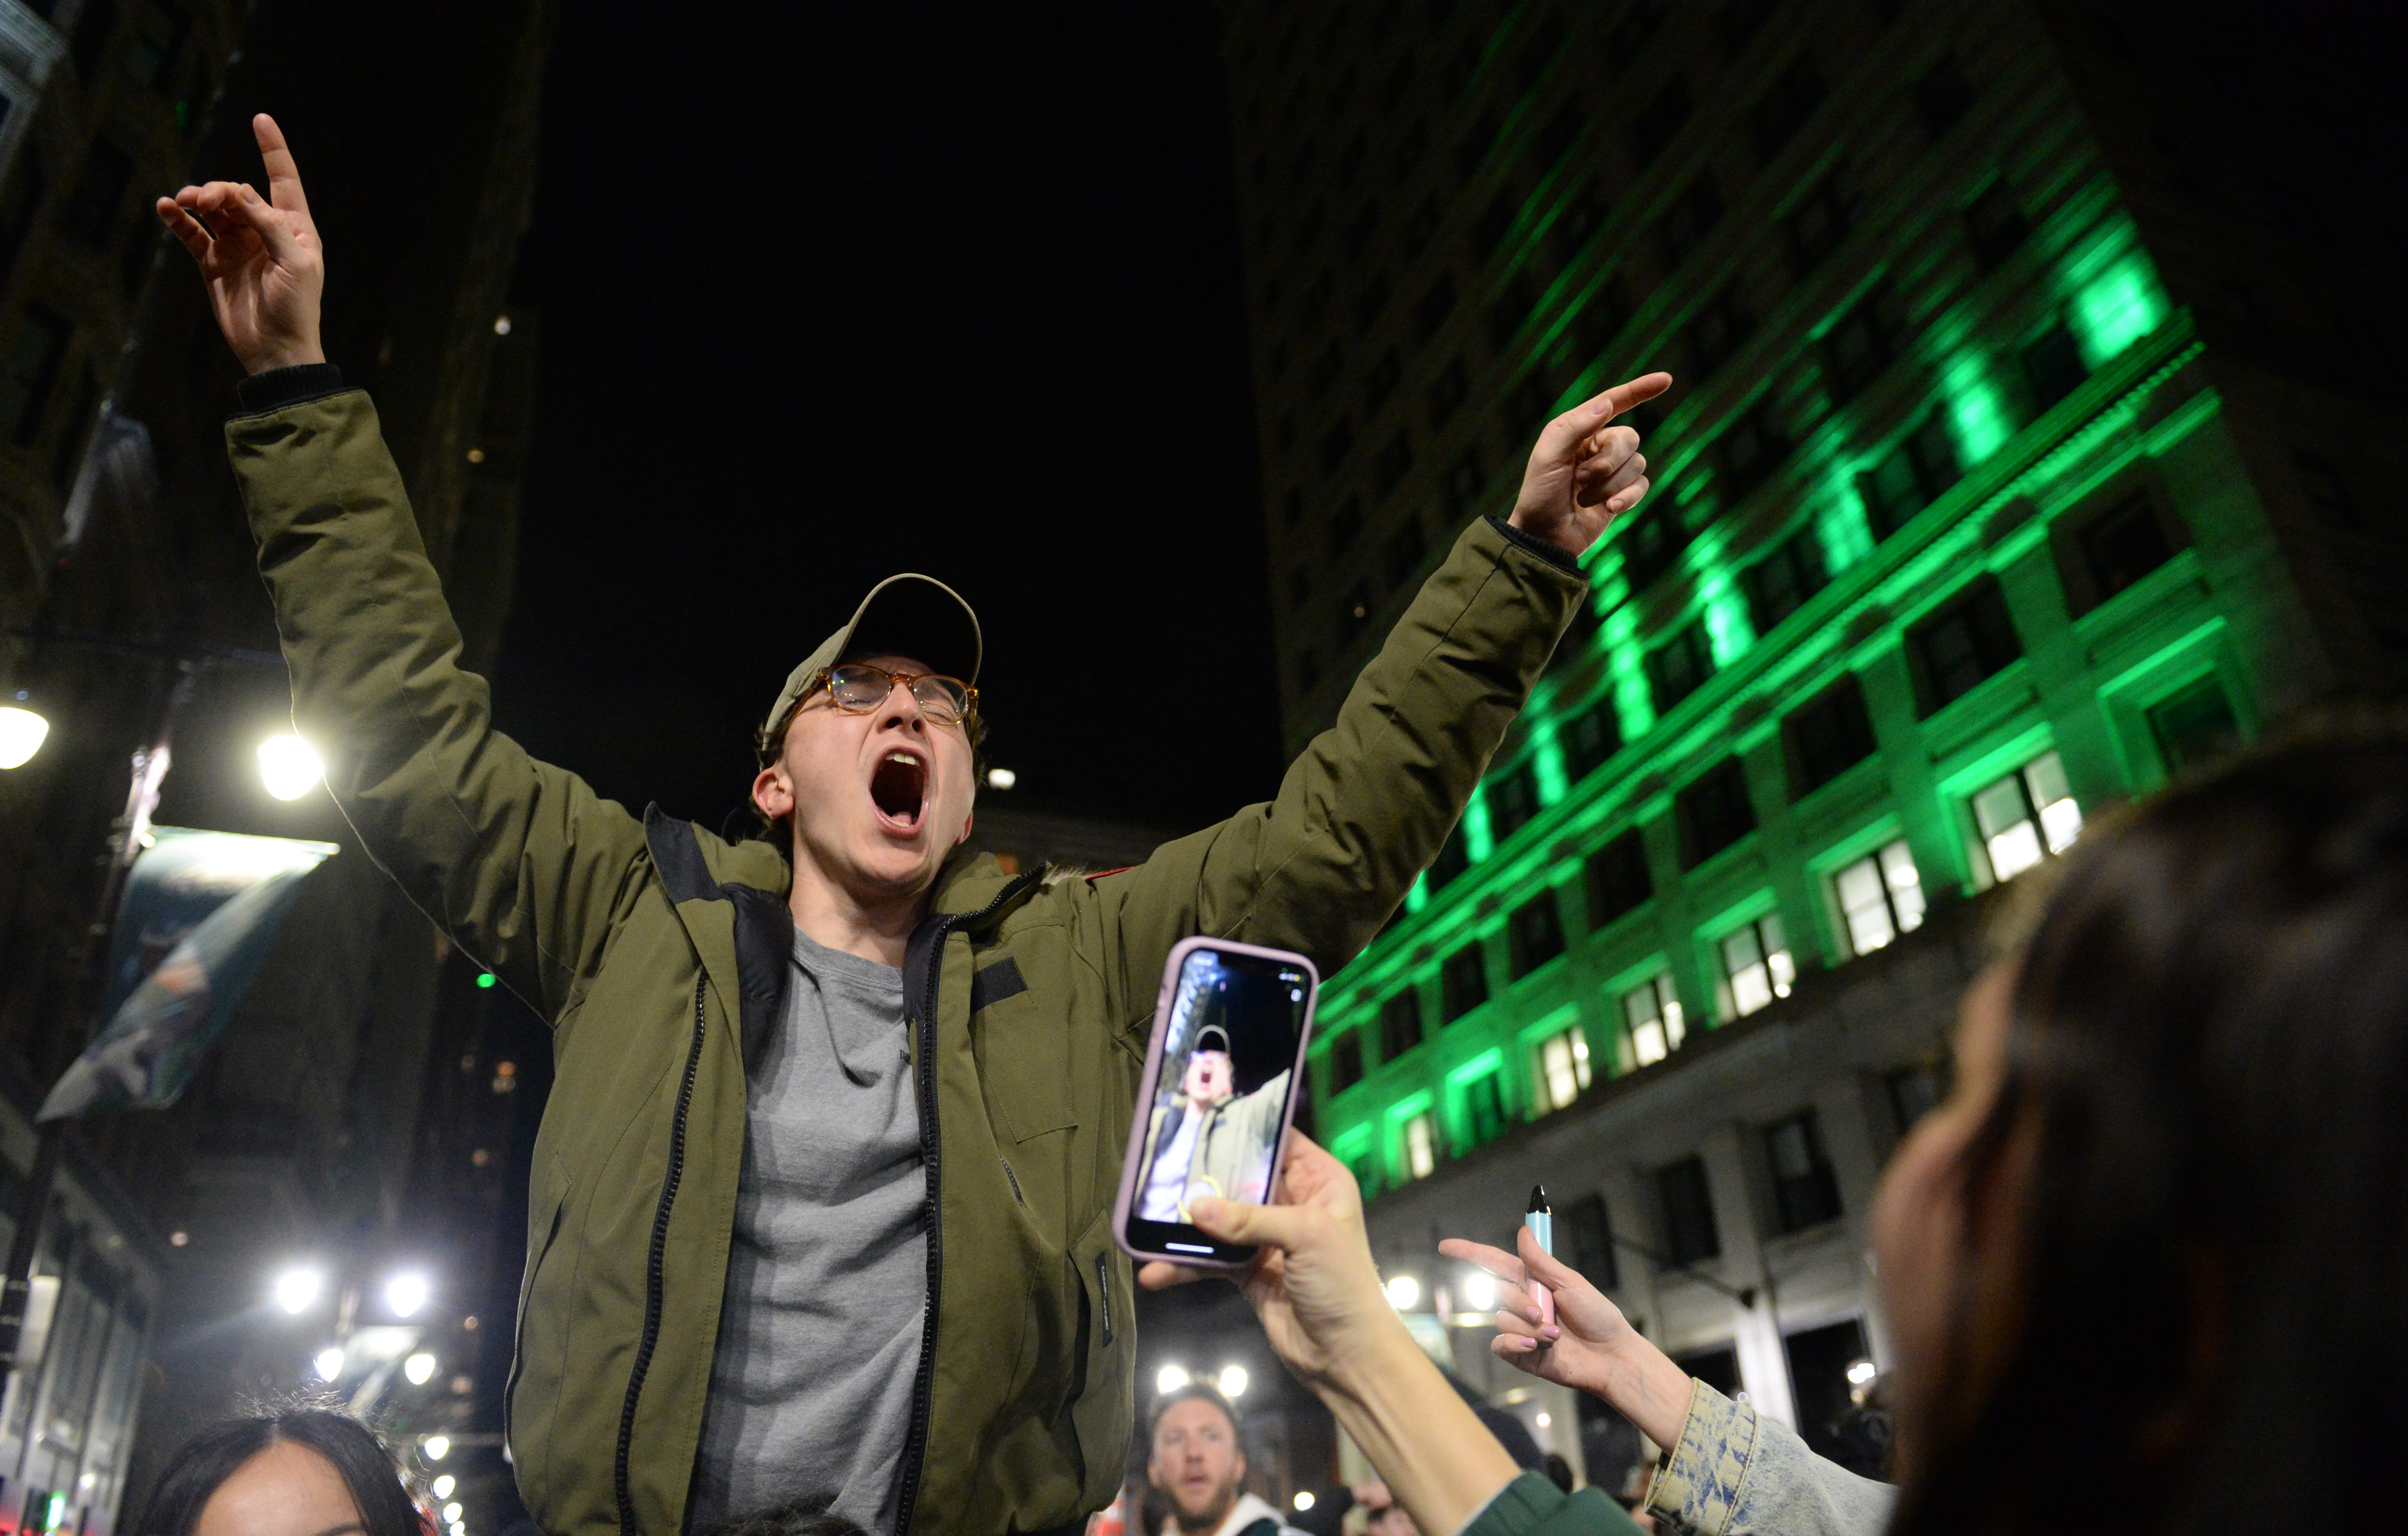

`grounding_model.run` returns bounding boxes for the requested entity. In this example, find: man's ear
[956,805,975,848]
[751,763,793,822]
